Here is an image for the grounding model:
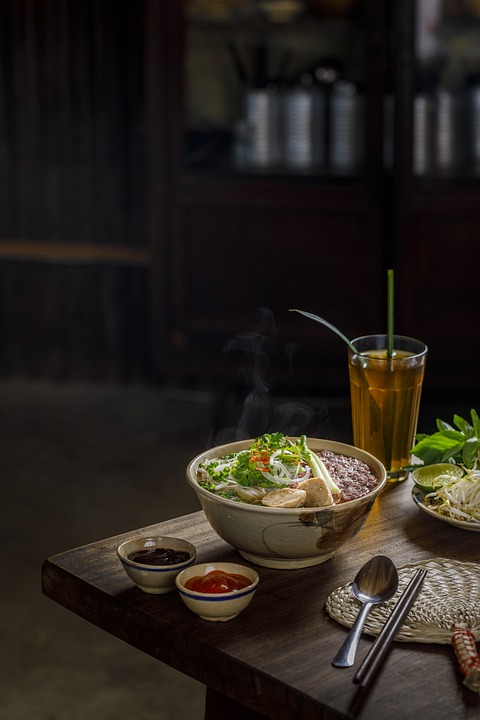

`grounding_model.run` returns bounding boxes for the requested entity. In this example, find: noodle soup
[186,437,387,569]
[197,434,379,508]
